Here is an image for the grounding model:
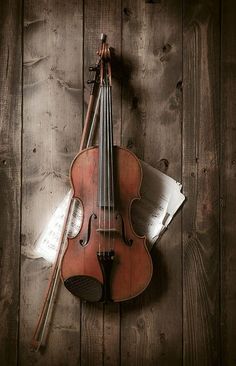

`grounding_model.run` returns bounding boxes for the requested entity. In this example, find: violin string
[110,85,113,252]
[106,84,111,252]
[101,84,104,254]
[109,85,115,252]
[98,85,103,255]
[107,84,110,252]
[106,84,110,253]
[103,83,106,255]
[99,67,113,255]
[103,84,107,253]
[102,86,104,255]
